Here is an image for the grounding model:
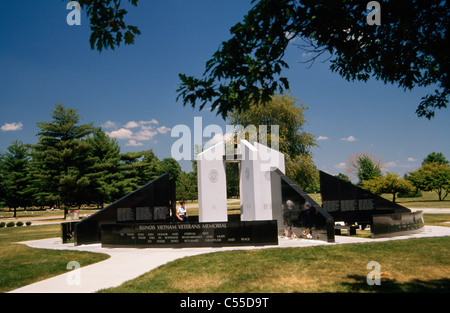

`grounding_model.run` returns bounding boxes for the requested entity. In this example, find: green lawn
[1,191,449,293]
[0,224,110,293]
[2,218,449,293]
[99,237,450,293]
[308,191,450,209]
